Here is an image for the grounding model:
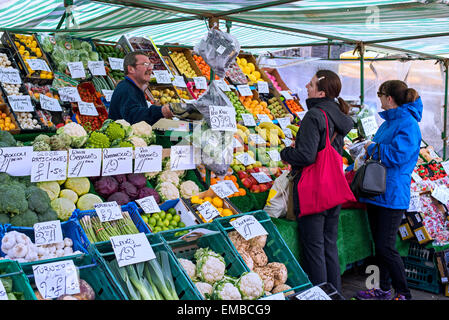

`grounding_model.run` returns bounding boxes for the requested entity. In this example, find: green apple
[153,226,162,233]
[152,213,160,220]
[170,220,178,227]
[159,210,166,219]
[141,215,149,224]
[166,213,173,221]
[177,221,186,228]
[163,219,170,227]
[173,215,181,223]
[157,220,165,228]
[168,208,176,215]
[149,217,157,226]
